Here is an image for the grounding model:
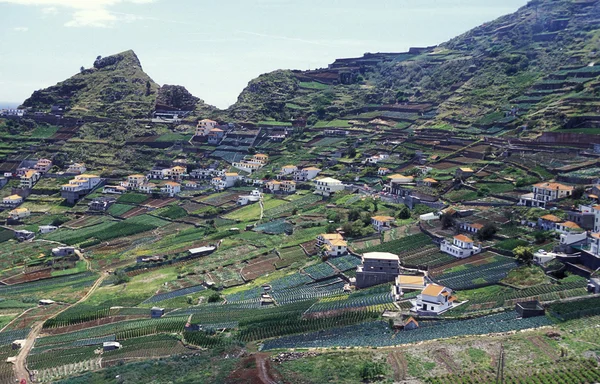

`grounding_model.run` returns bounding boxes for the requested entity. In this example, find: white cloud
[13,26,29,31]
[0,0,154,28]
[41,6,58,14]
